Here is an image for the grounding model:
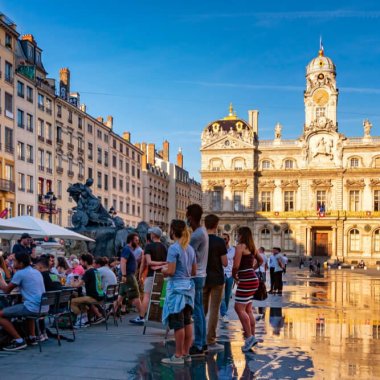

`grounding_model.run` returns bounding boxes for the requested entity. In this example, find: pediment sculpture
[259,179,276,189]
[280,179,299,188]
[207,179,226,190]
[370,178,380,187]
[311,179,332,188]
[230,179,248,188]
[345,179,365,188]
[304,117,337,134]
